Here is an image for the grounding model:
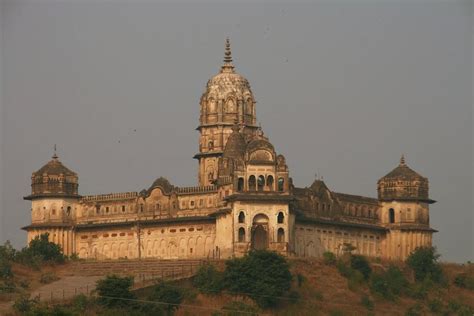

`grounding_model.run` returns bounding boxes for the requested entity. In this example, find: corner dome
[148,177,174,194]
[223,124,247,159]
[377,155,432,203]
[33,153,77,177]
[26,151,79,200]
